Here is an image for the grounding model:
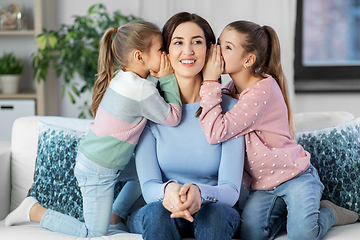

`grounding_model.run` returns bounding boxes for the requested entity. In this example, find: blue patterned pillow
[296,118,360,213]
[28,122,123,222]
